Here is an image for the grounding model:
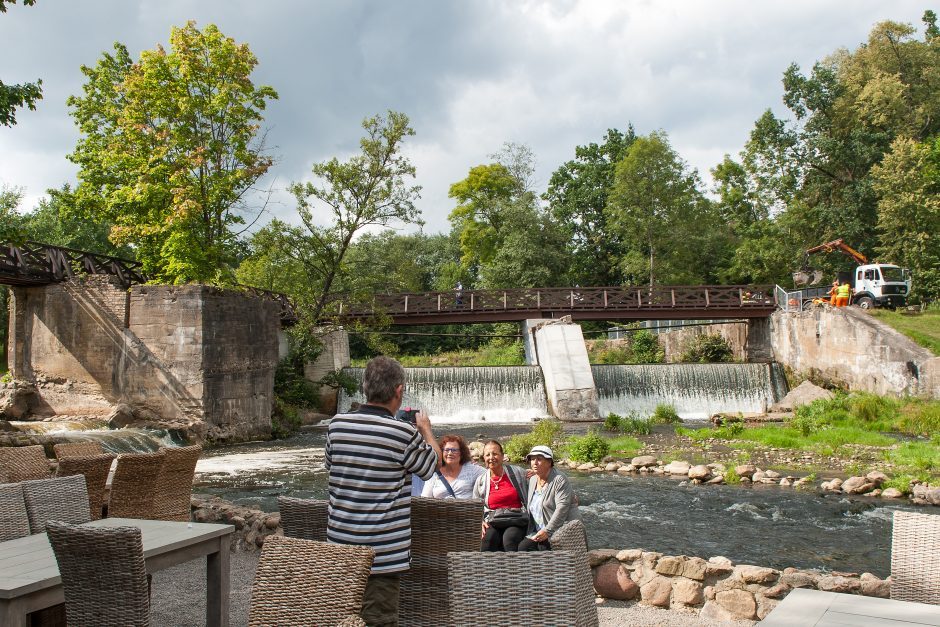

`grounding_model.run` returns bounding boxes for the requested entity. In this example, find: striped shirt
[325,405,438,574]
